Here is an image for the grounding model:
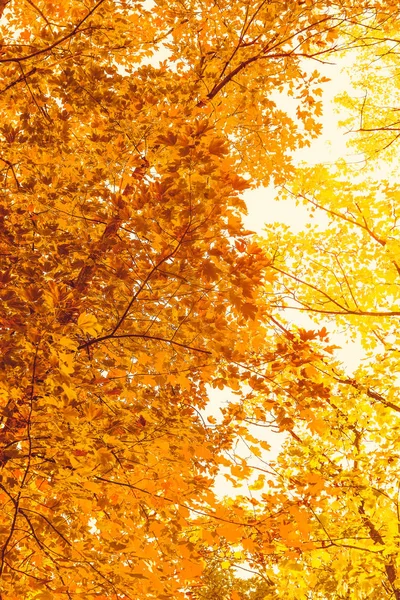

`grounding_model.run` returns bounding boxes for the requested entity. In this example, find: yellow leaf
[62,382,77,400]
[59,352,75,375]
[77,312,99,336]
[59,336,78,350]
[34,593,53,600]
[83,481,102,493]
[69,455,82,468]
[249,474,265,491]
